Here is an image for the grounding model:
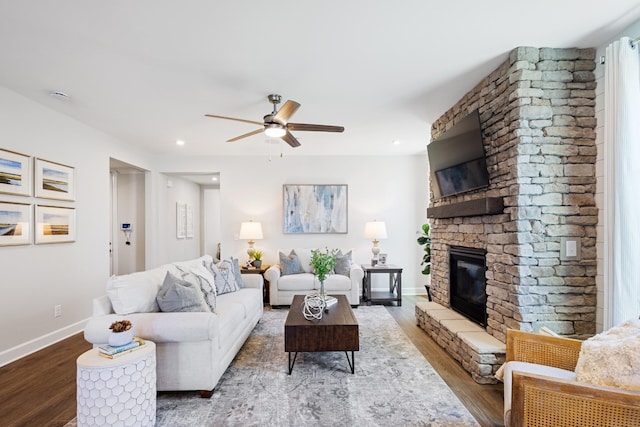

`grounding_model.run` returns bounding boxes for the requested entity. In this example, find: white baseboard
[0,318,88,367]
